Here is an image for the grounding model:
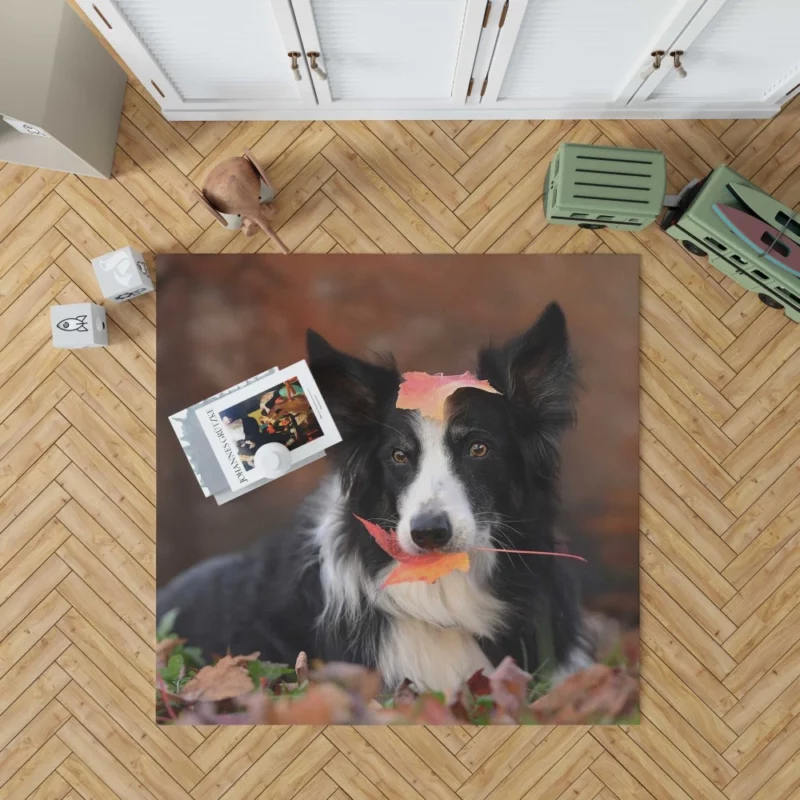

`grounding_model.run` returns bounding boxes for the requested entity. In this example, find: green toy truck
[543,143,666,232]
[544,143,800,323]
[660,165,800,323]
